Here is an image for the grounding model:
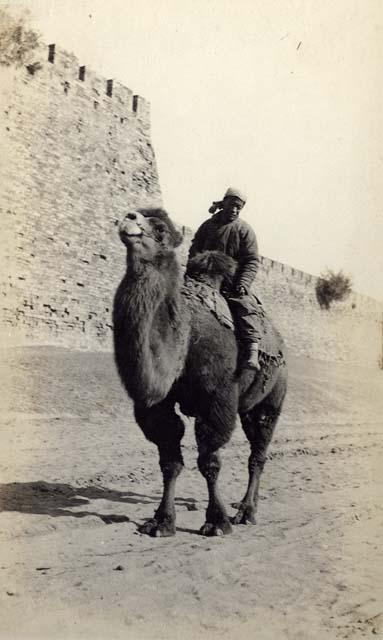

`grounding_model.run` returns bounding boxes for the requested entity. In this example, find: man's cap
[224,187,247,203]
